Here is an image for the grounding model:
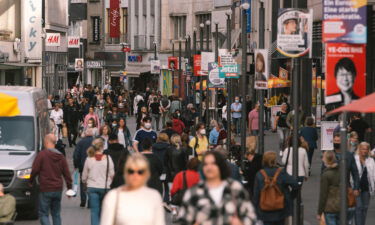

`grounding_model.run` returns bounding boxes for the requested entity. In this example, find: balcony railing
[105,33,128,44]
